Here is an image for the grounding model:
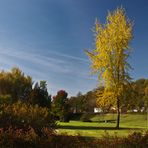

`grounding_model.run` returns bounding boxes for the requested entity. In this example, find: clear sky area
[0,0,147,96]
